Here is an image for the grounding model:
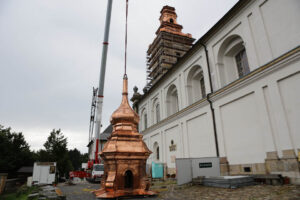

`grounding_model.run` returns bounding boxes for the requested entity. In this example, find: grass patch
[2,185,39,200]
[152,179,176,186]
[2,192,29,200]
